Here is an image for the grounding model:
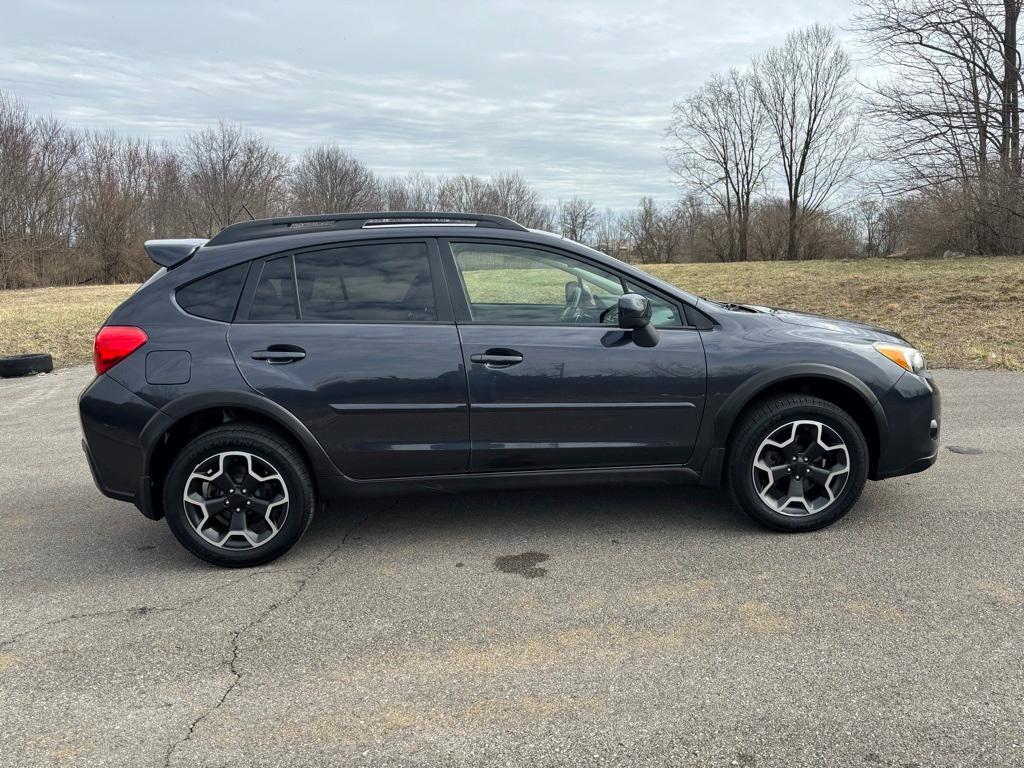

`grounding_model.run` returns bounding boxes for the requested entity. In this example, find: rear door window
[294,242,437,322]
